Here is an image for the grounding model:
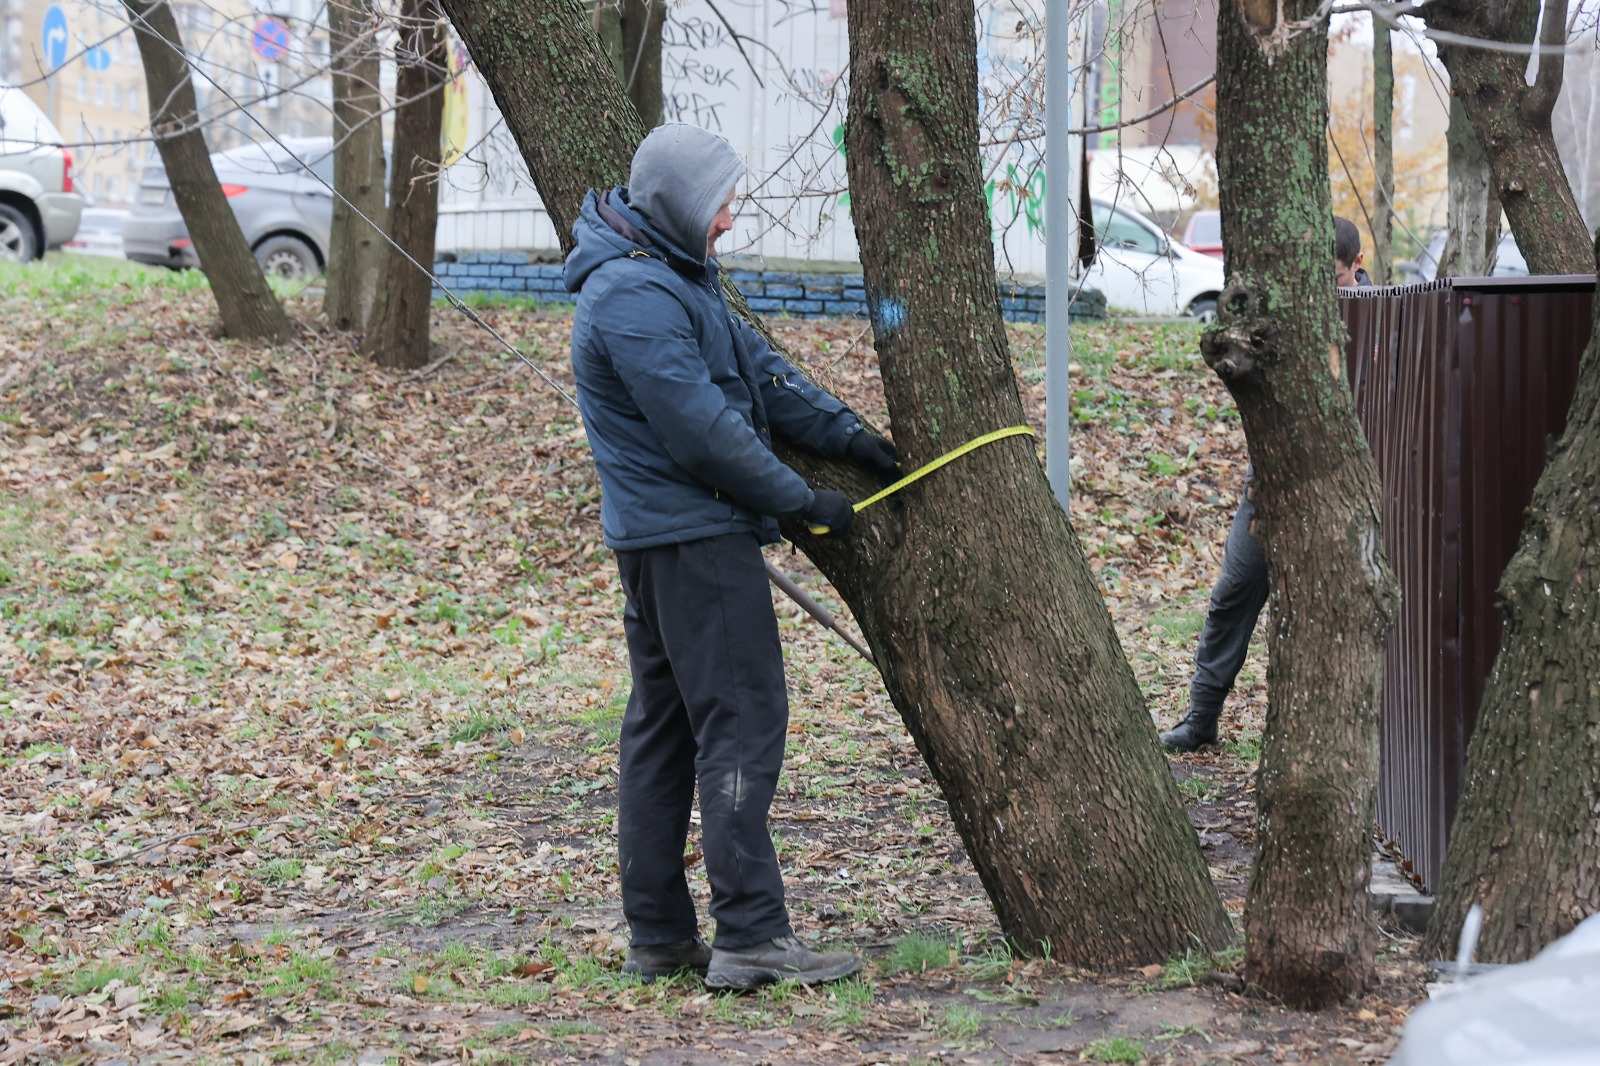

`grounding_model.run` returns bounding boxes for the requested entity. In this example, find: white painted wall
[435,0,1078,277]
